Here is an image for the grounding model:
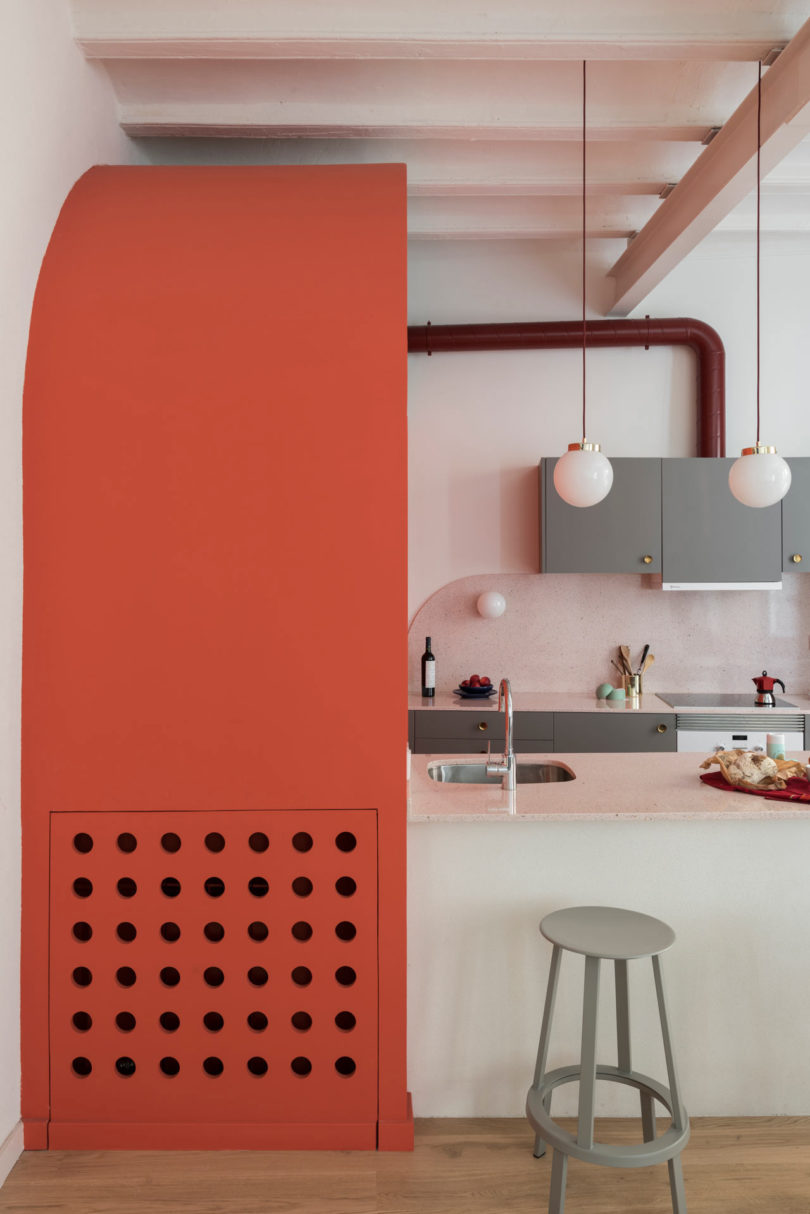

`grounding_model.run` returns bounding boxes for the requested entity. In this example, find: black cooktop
[657,693,797,709]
